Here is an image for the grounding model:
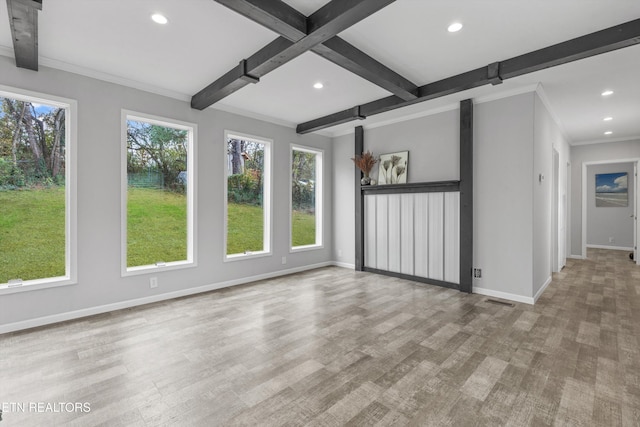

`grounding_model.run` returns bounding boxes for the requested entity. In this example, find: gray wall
[474,93,535,298]
[586,163,635,248]
[332,90,570,302]
[359,110,459,184]
[332,110,459,266]
[570,139,640,256]
[332,133,356,266]
[532,94,570,296]
[0,56,333,329]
